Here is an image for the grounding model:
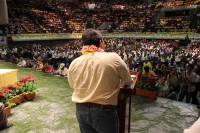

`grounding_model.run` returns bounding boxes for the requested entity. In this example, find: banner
[8,33,200,42]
